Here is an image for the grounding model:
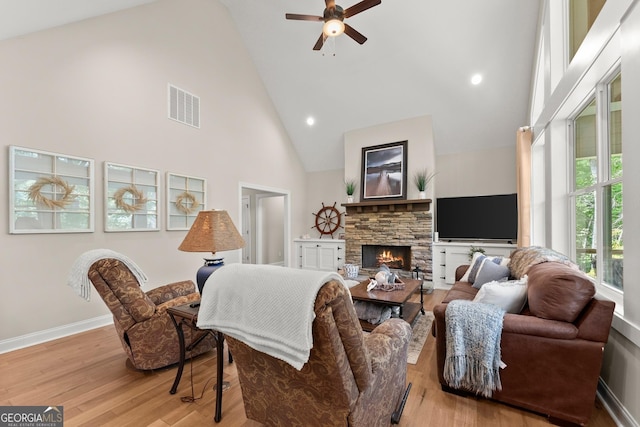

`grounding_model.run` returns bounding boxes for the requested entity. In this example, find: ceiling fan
[285,0,381,51]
